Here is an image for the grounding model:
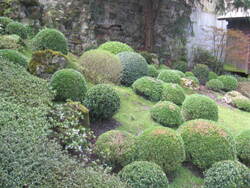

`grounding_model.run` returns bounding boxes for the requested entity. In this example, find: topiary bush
[118,52,148,86]
[134,126,185,173]
[208,71,218,80]
[236,130,250,165]
[98,41,134,55]
[79,49,122,84]
[0,49,27,67]
[172,60,188,72]
[150,101,183,127]
[178,120,237,169]
[204,160,250,188]
[192,64,210,84]
[161,83,185,105]
[218,75,238,91]
[83,84,120,121]
[233,98,250,112]
[182,94,218,121]
[6,21,27,39]
[185,71,194,77]
[157,70,181,84]
[33,28,68,54]
[147,64,159,77]
[206,79,224,91]
[0,16,13,32]
[132,76,164,102]
[49,69,87,102]
[118,161,169,188]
